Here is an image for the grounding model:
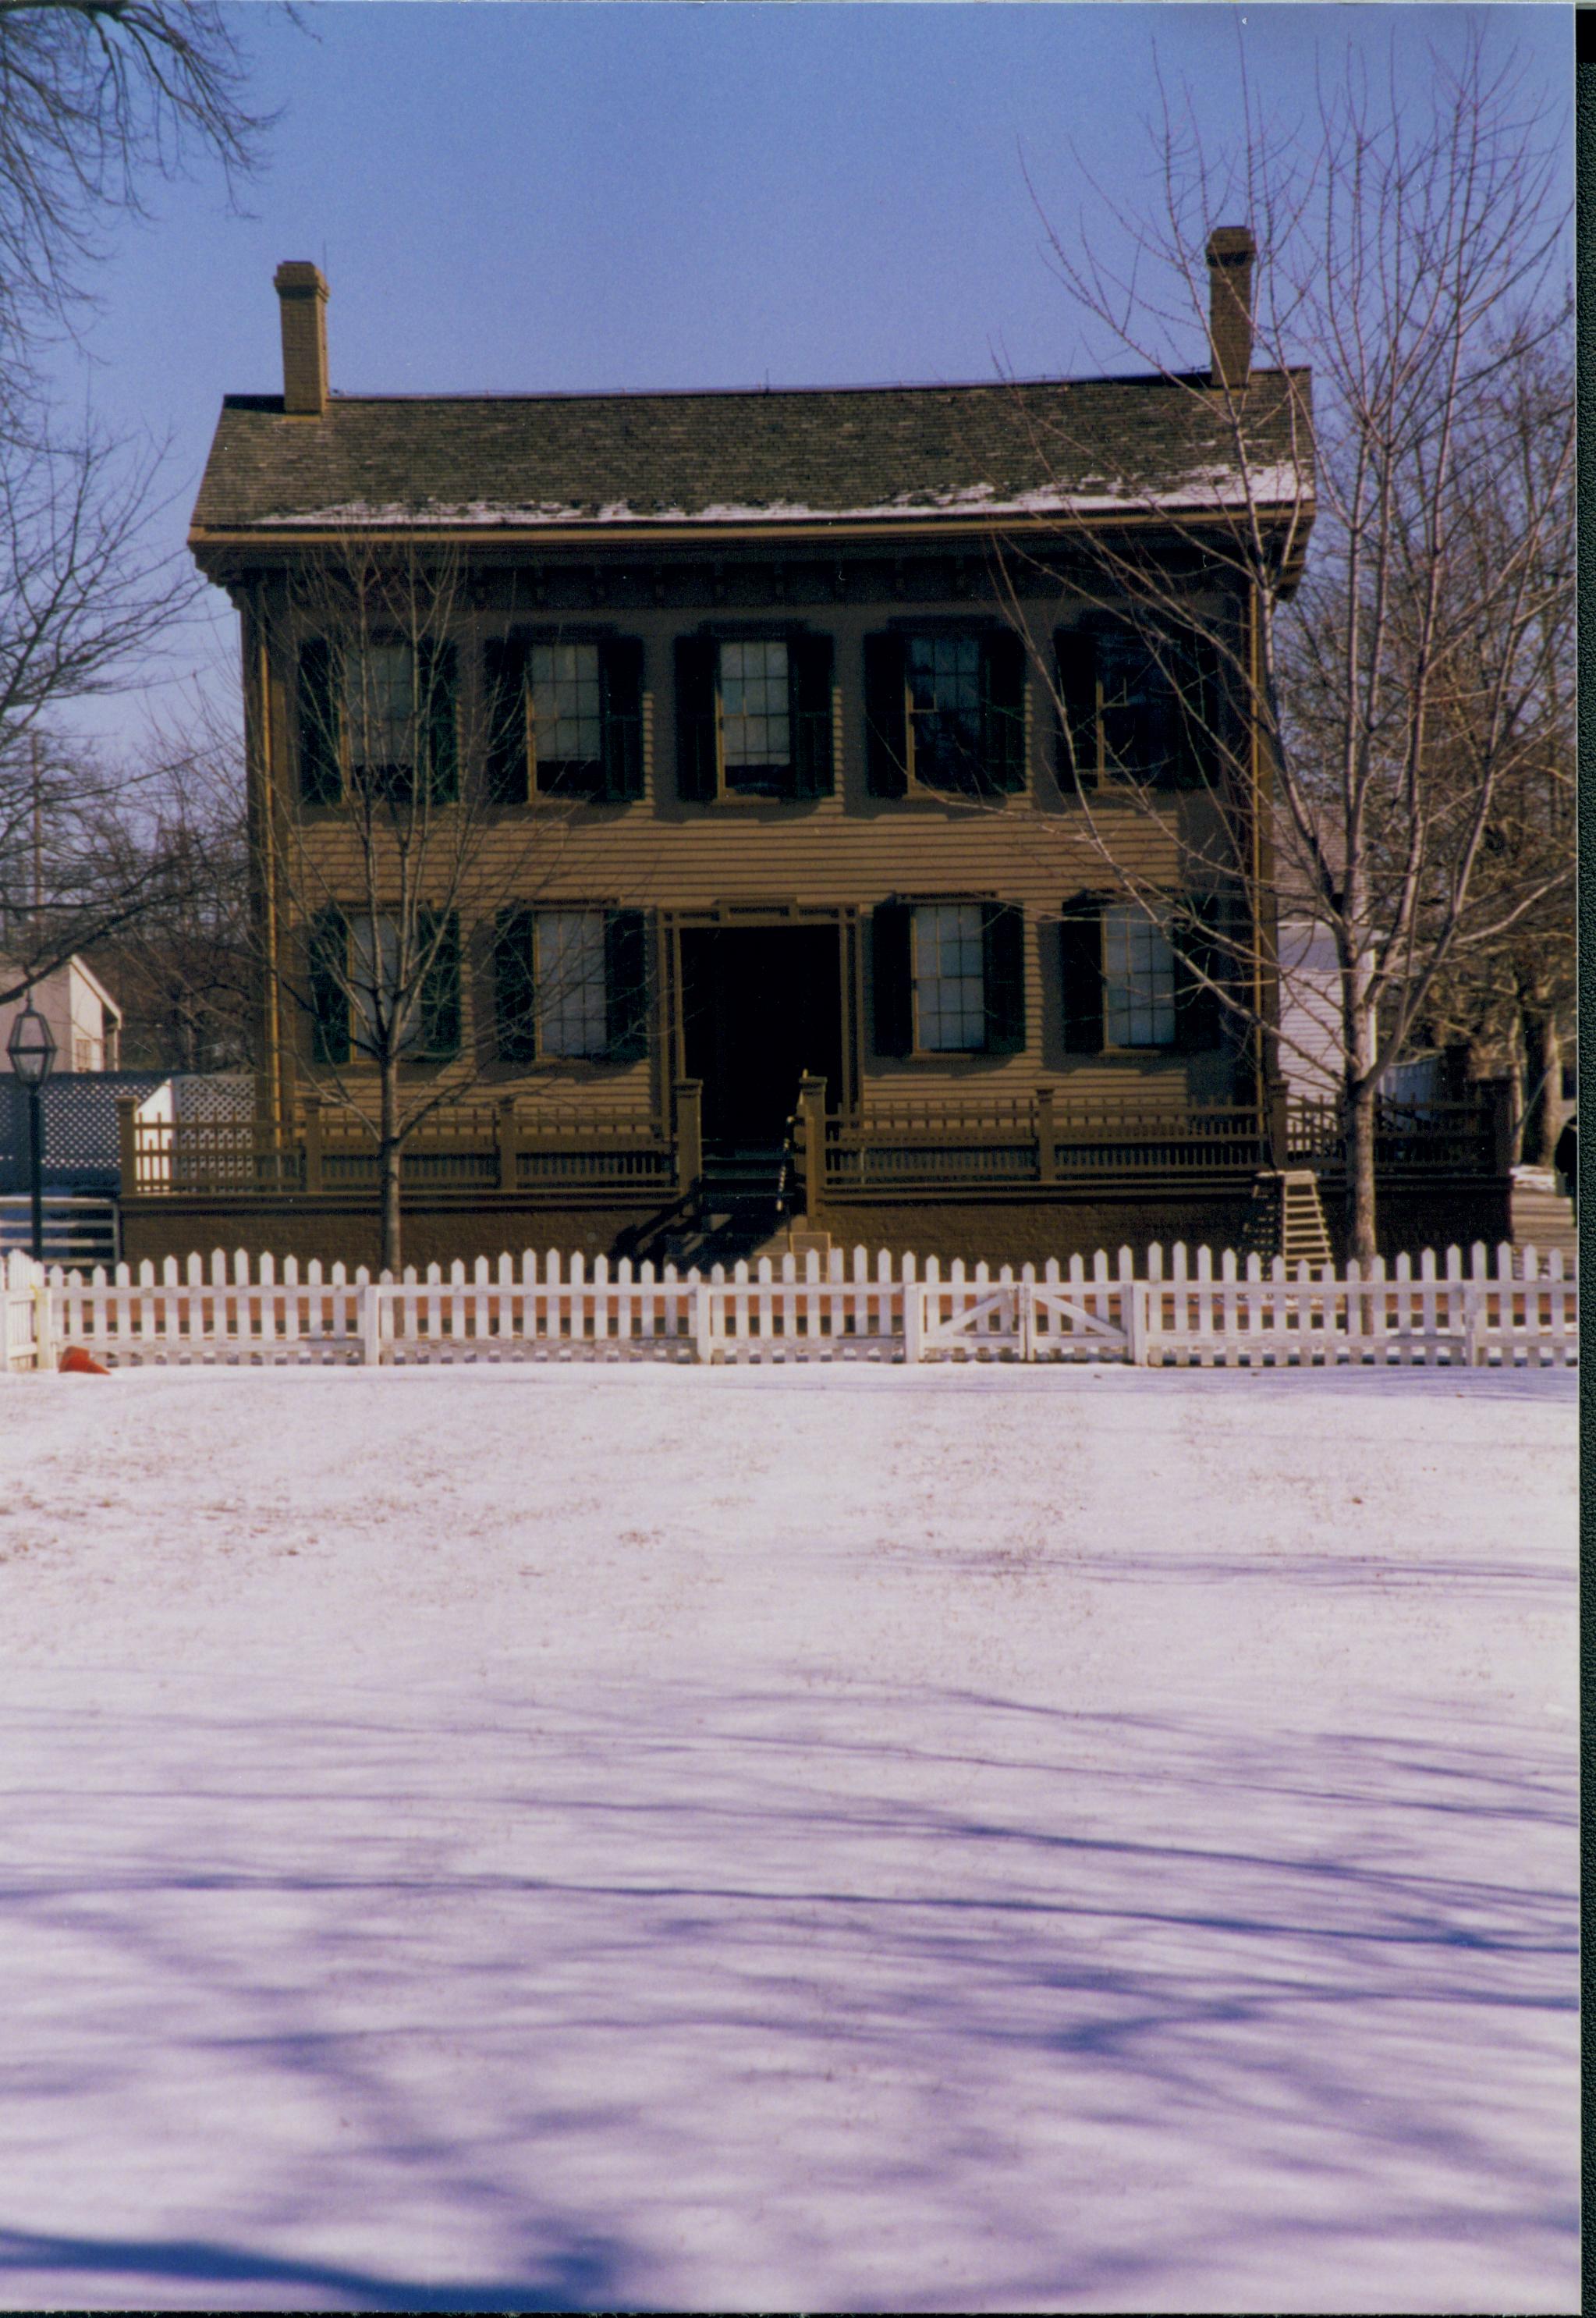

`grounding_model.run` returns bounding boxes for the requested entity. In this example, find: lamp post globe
[7,997,55,1262]
[7,997,56,1086]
